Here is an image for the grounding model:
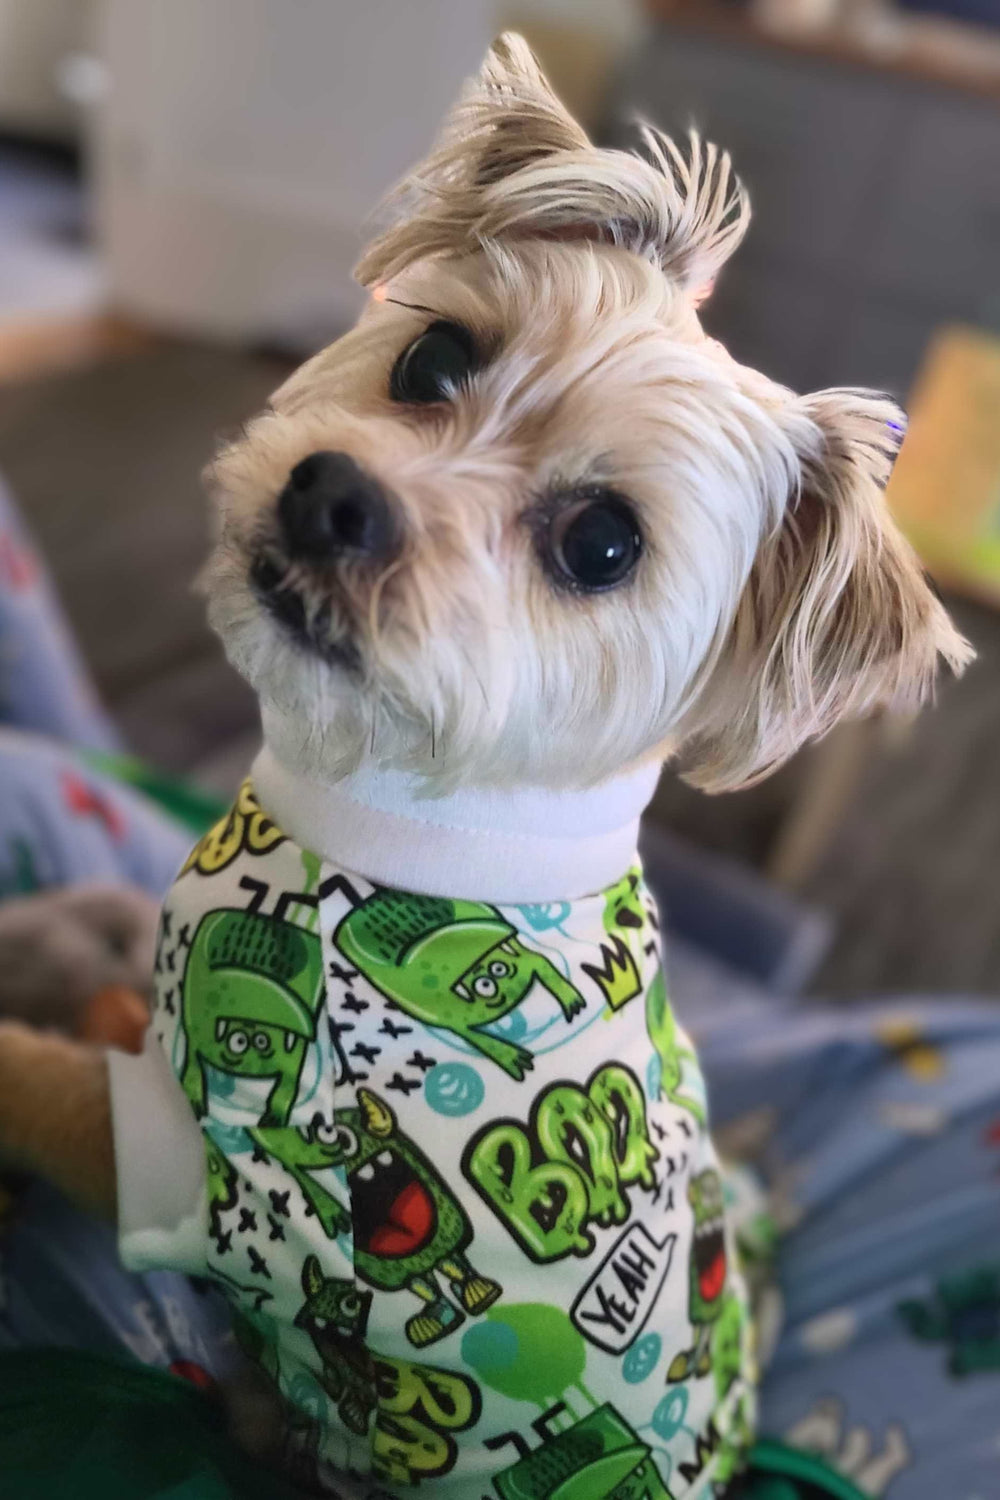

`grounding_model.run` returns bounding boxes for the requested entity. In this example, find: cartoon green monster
[604,867,647,934]
[646,968,706,1126]
[295,1262,484,1478]
[667,1169,728,1382]
[179,908,325,1126]
[206,1134,238,1241]
[898,1263,1000,1375]
[710,1291,747,1402]
[334,890,585,1079]
[249,1115,352,1239]
[259,1089,501,1348]
[711,1390,756,1493]
[492,1403,674,1500]
[295,1256,377,1435]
